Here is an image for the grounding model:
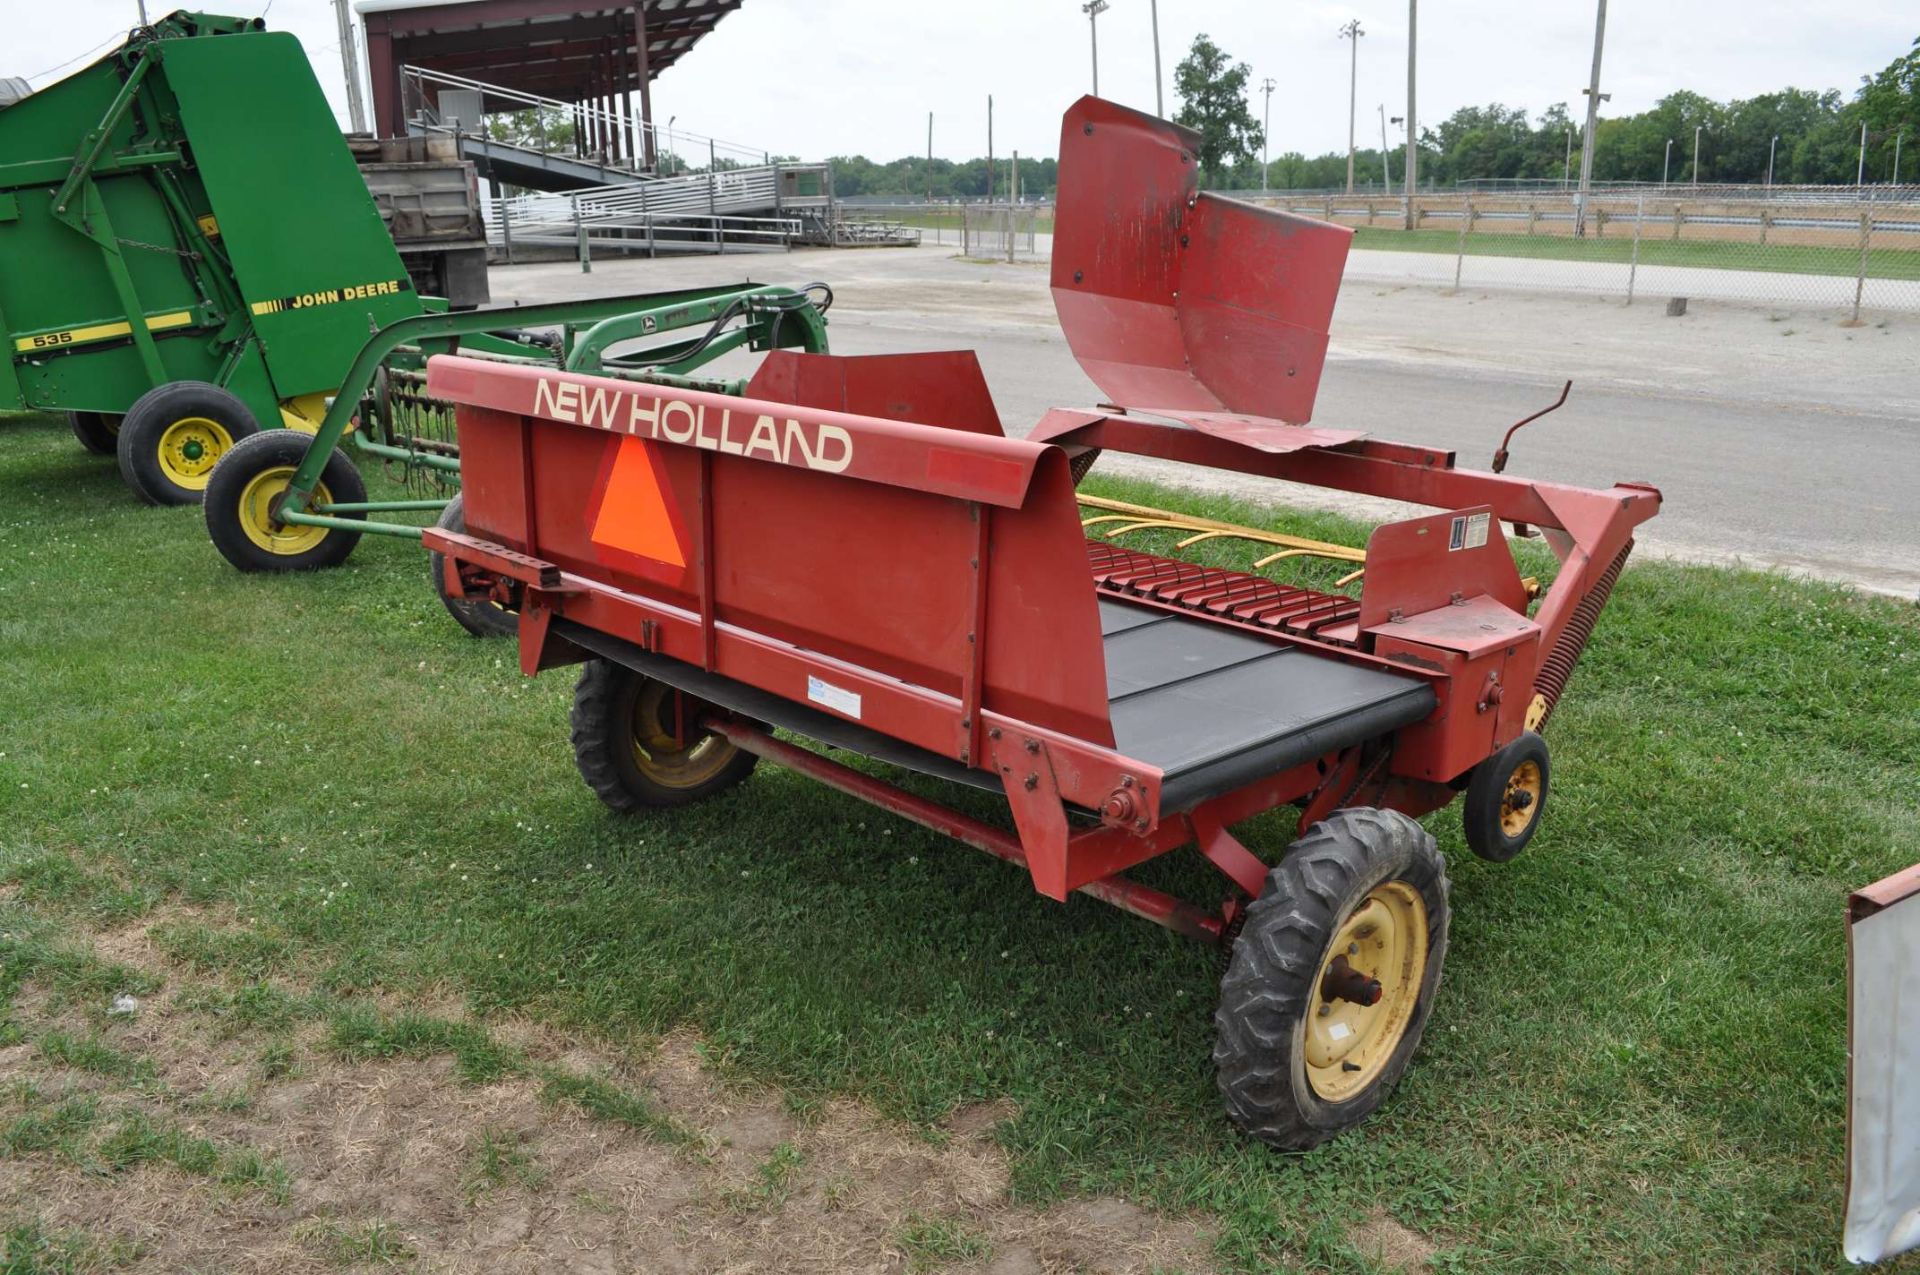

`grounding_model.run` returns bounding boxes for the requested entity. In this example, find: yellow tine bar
[1336,567,1367,587]
[1175,530,1237,548]
[1077,493,1362,562]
